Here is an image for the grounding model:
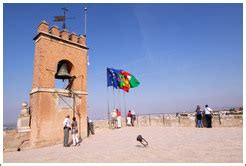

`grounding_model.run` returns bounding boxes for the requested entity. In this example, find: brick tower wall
[29,21,88,147]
